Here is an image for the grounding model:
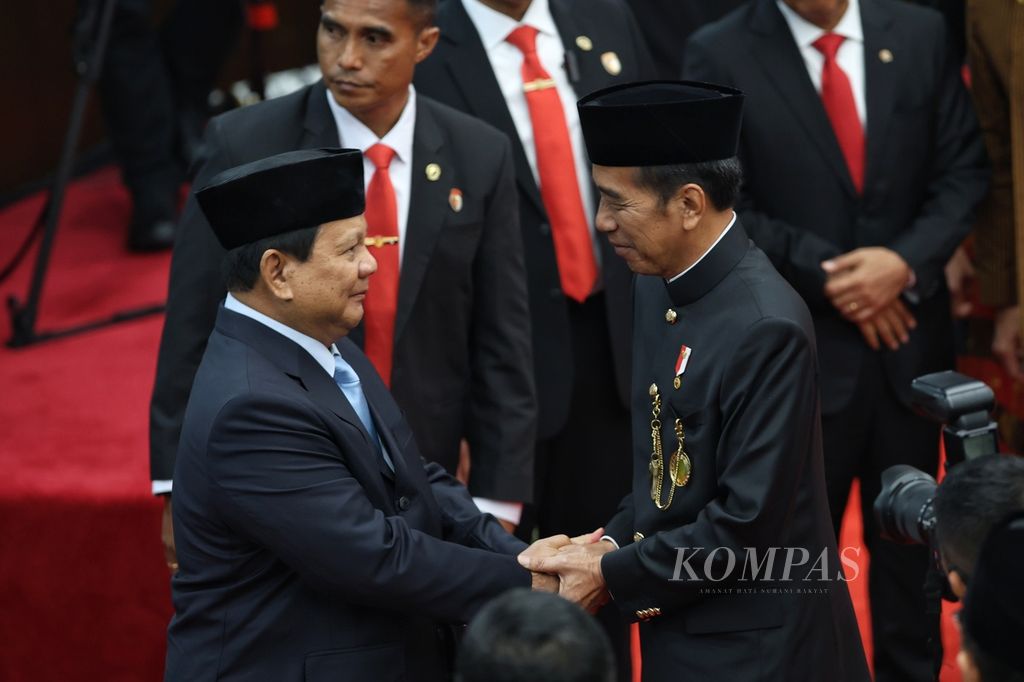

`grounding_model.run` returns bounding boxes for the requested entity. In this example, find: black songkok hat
[196,148,365,251]
[962,510,1024,673]
[577,80,744,167]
